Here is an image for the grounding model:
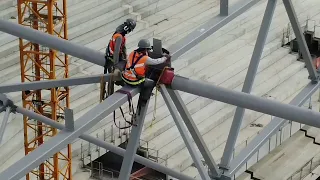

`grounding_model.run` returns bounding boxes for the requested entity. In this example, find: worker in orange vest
[122,39,170,111]
[104,18,136,73]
